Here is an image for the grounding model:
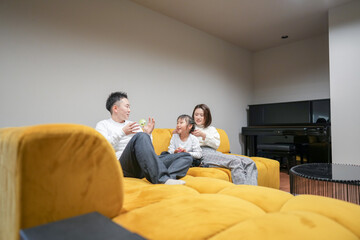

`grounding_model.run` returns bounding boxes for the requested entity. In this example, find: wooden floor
[279,170,290,193]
